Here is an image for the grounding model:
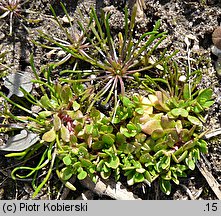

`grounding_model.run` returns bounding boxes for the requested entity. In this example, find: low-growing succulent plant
[110,91,212,194]
[0,62,213,197]
[0,4,214,198]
